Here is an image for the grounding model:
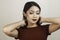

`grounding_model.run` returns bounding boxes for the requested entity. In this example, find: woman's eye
[30,13,33,14]
[36,13,39,15]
